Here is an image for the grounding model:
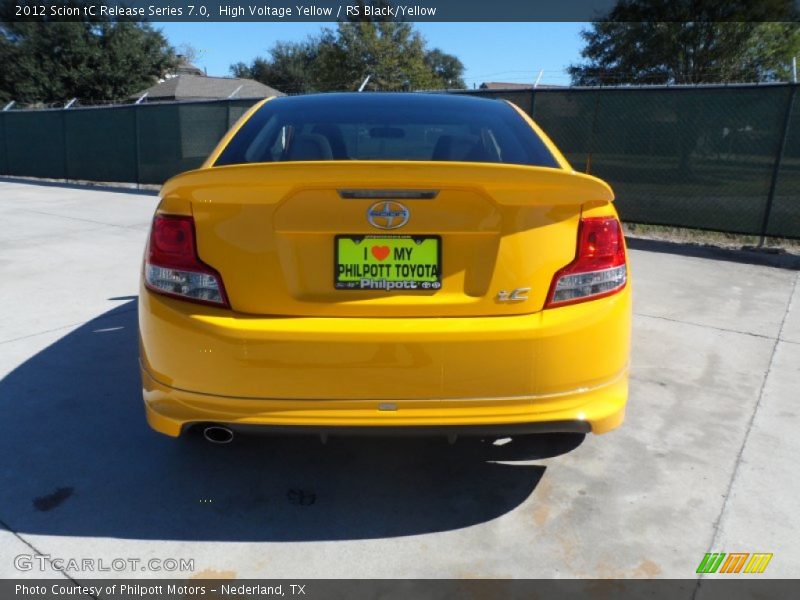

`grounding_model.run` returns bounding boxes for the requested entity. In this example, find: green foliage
[569,0,800,85]
[231,40,320,94]
[231,21,465,93]
[0,2,177,105]
[425,48,467,90]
